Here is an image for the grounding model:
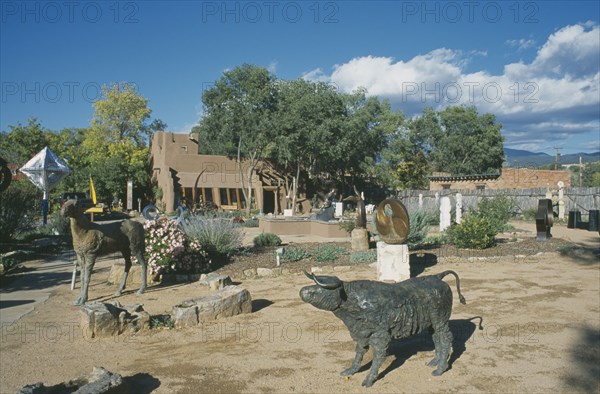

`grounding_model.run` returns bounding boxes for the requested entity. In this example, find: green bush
[180,217,243,259]
[281,247,309,262]
[422,233,450,246]
[0,180,40,243]
[242,218,259,228]
[474,195,516,233]
[406,210,435,248]
[253,233,282,247]
[0,255,19,273]
[350,249,377,263]
[312,245,348,262]
[446,215,497,249]
[338,219,355,235]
